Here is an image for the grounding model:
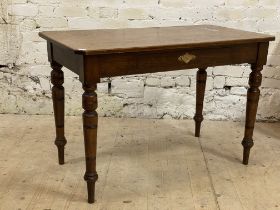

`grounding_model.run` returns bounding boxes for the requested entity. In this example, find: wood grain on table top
[39,25,275,55]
